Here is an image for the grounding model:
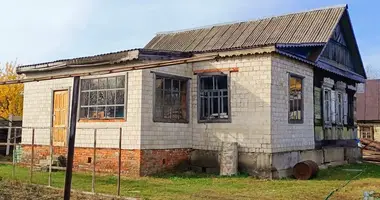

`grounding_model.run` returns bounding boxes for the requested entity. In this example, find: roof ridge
[156,4,347,35]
